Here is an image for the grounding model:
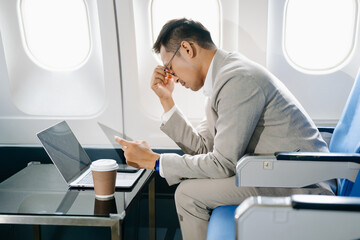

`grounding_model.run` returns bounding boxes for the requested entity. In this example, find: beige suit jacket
[160,49,328,186]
